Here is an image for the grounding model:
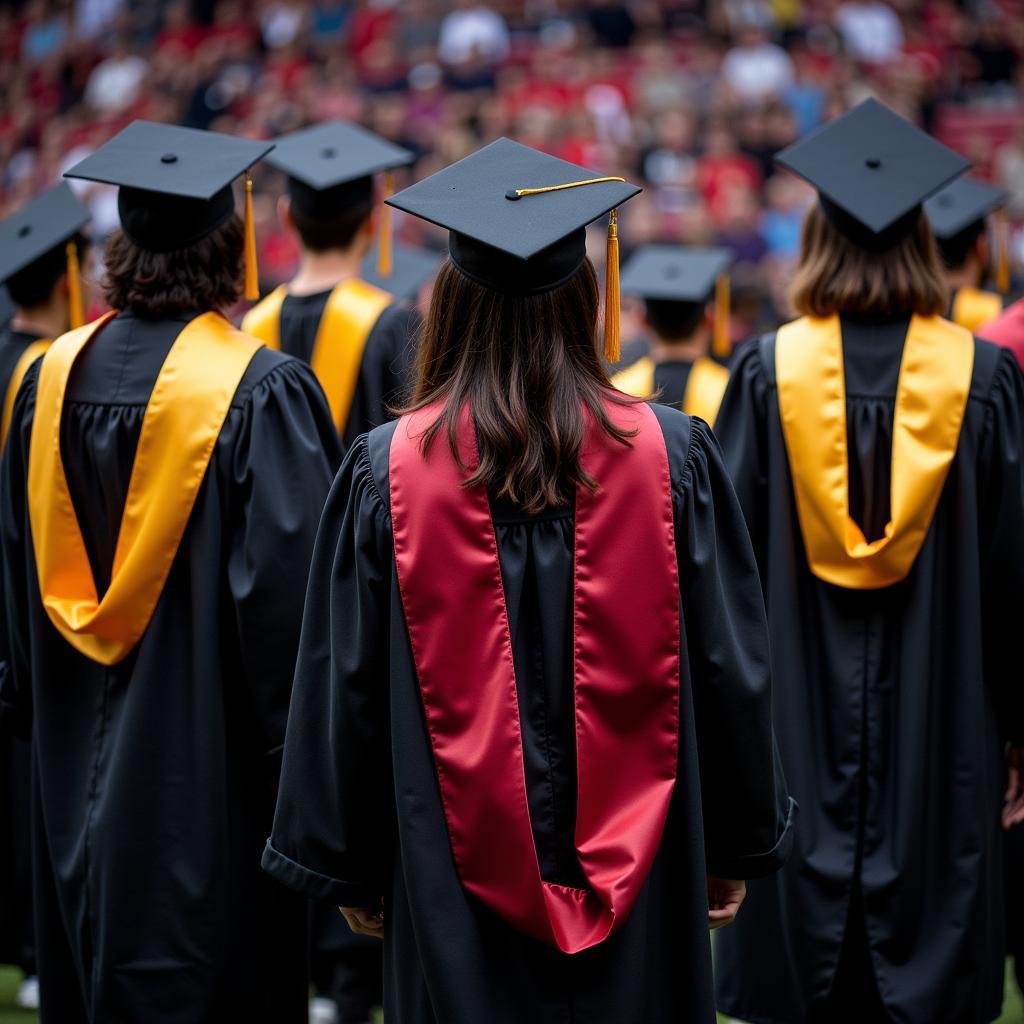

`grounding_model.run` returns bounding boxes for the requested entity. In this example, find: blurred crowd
[2,0,1024,334]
